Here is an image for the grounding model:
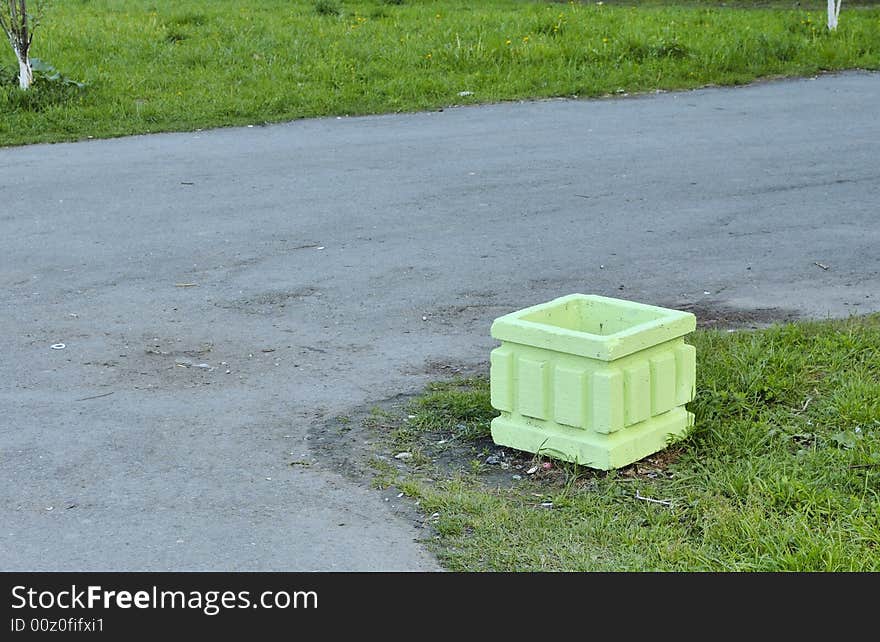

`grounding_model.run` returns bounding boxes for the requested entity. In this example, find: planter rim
[490,293,696,361]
